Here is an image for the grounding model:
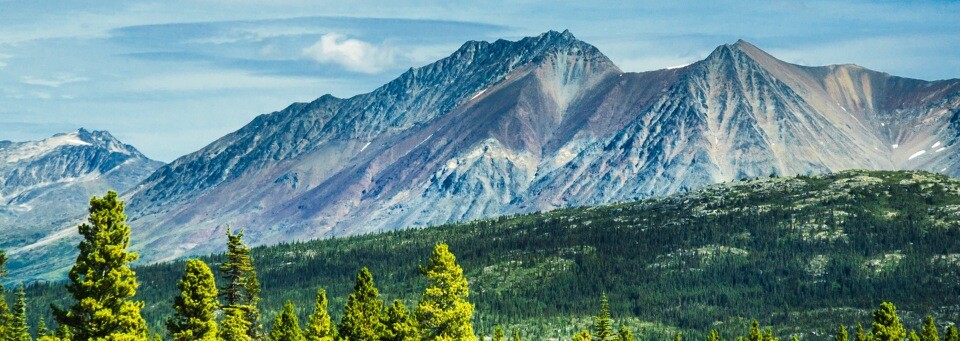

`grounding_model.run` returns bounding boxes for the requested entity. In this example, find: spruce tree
[945,326,959,341]
[512,328,522,341]
[921,316,939,341]
[675,332,682,341]
[763,329,779,341]
[305,289,336,341]
[707,329,721,341]
[8,284,30,341]
[872,302,906,341]
[221,308,252,341]
[270,301,305,341]
[750,321,762,341]
[492,326,505,341]
[53,191,148,340]
[592,294,615,341]
[415,243,476,341]
[618,326,634,341]
[0,250,9,338]
[338,267,386,341]
[37,318,49,339]
[911,332,922,341]
[836,325,849,341]
[220,229,262,340]
[384,300,419,341]
[167,259,219,341]
[573,331,592,341]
